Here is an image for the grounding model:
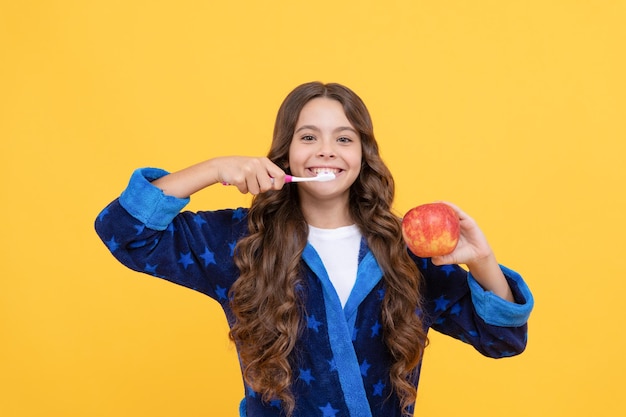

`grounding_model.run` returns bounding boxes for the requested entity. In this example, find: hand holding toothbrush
[151,156,335,198]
